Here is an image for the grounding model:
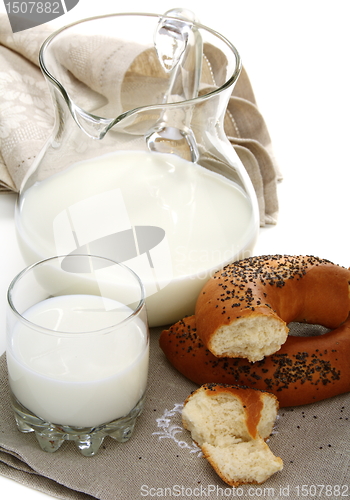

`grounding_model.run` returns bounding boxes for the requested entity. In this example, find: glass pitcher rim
[38,11,242,127]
